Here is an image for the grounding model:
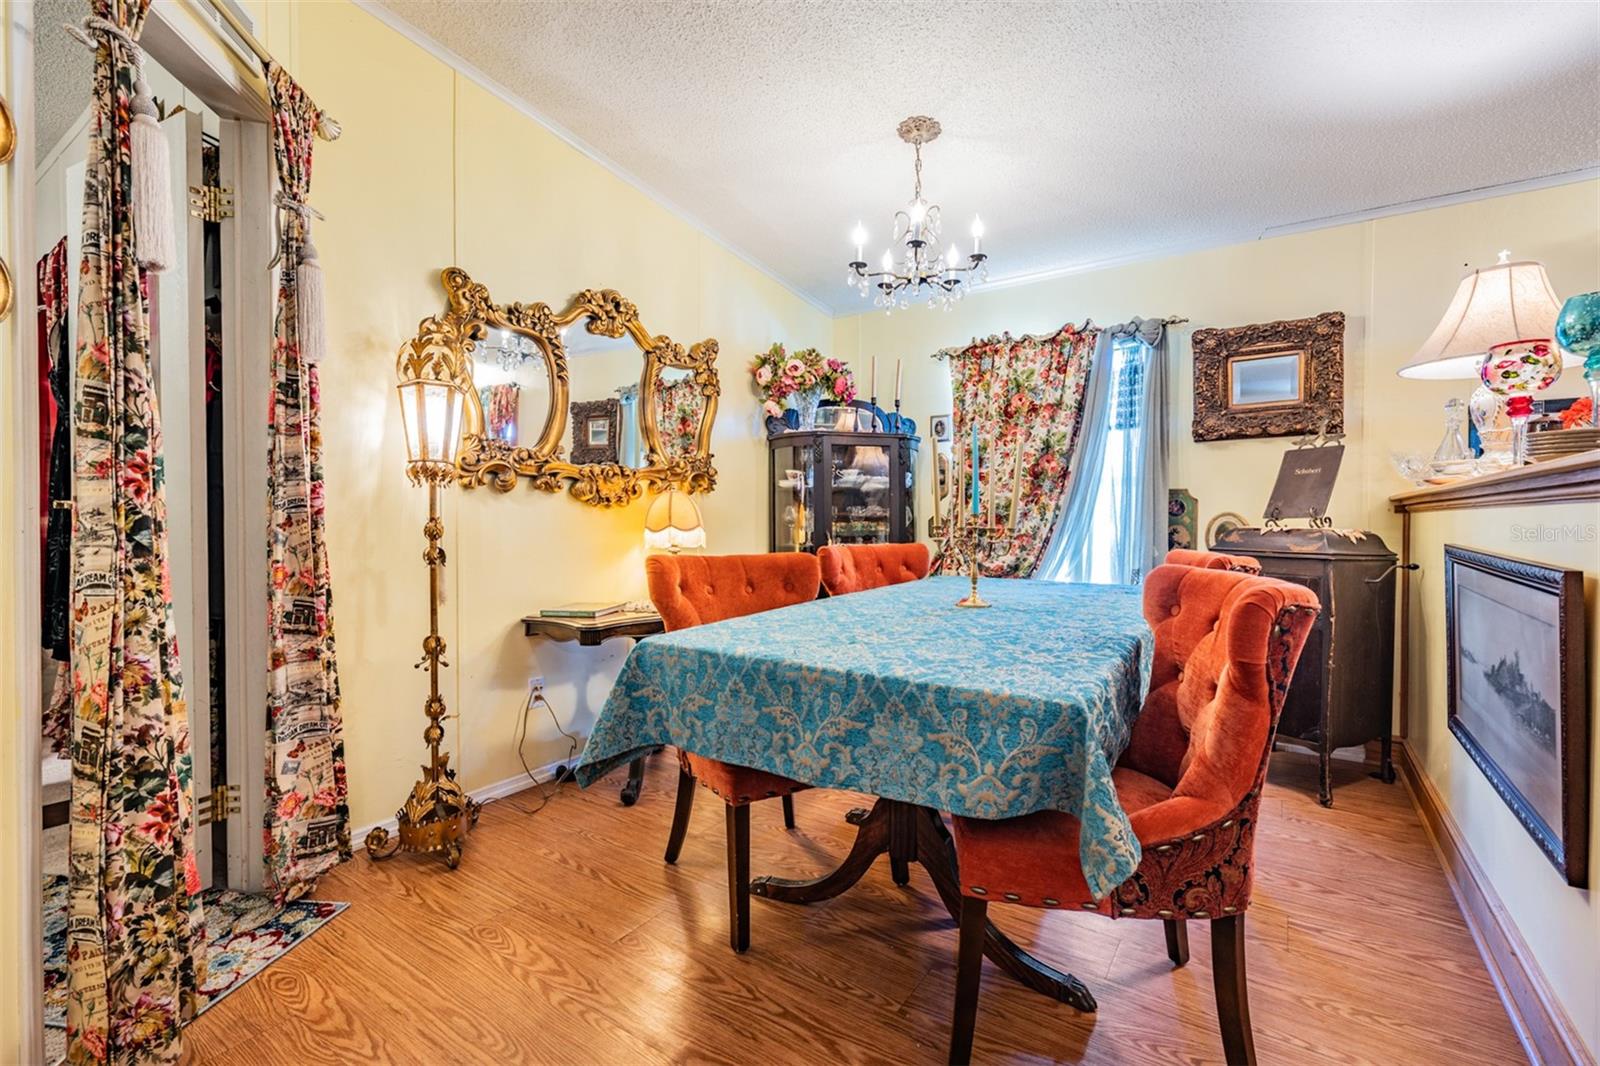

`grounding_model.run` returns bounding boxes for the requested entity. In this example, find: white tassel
[296,238,327,367]
[130,76,174,273]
